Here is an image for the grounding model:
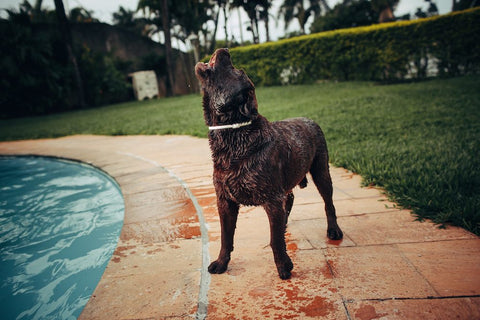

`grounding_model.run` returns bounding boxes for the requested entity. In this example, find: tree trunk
[53,0,86,108]
[320,0,331,12]
[263,7,270,42]
[237,8,244,44]
[255,17,260,43]
[34,0,43,13]
[210,6,220,53]
[298,3,305,34]
[223,4,229,46]
[249,15,259,44]
[161,0,175,96]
